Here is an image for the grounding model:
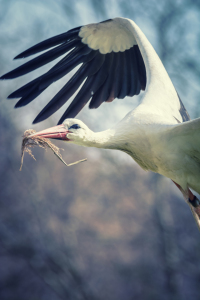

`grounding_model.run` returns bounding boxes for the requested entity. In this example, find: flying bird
[1,17,200,229]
